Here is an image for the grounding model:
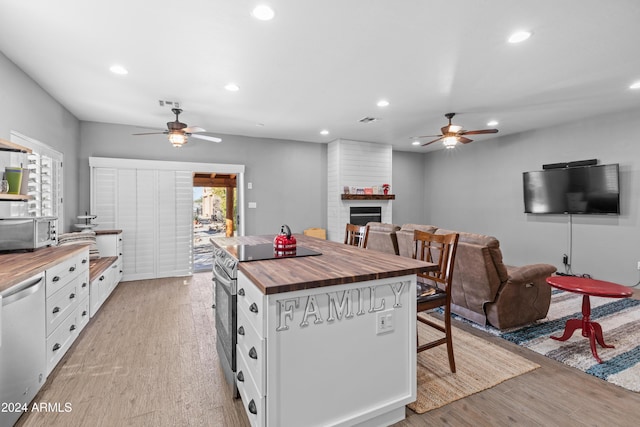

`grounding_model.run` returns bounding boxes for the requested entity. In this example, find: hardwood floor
[16,275,640,427]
